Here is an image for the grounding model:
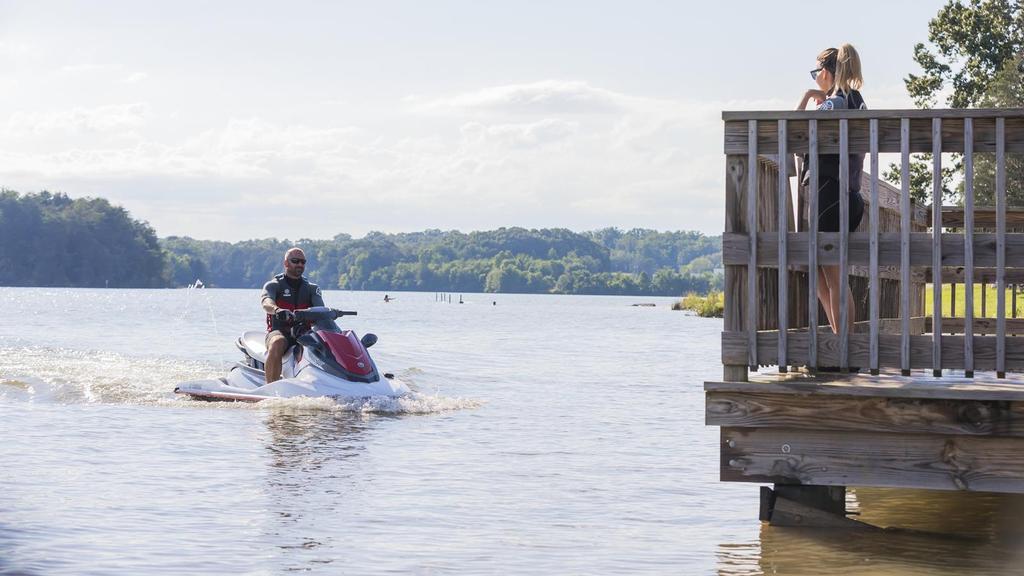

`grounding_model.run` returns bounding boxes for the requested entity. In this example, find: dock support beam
[760,485,871,529]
